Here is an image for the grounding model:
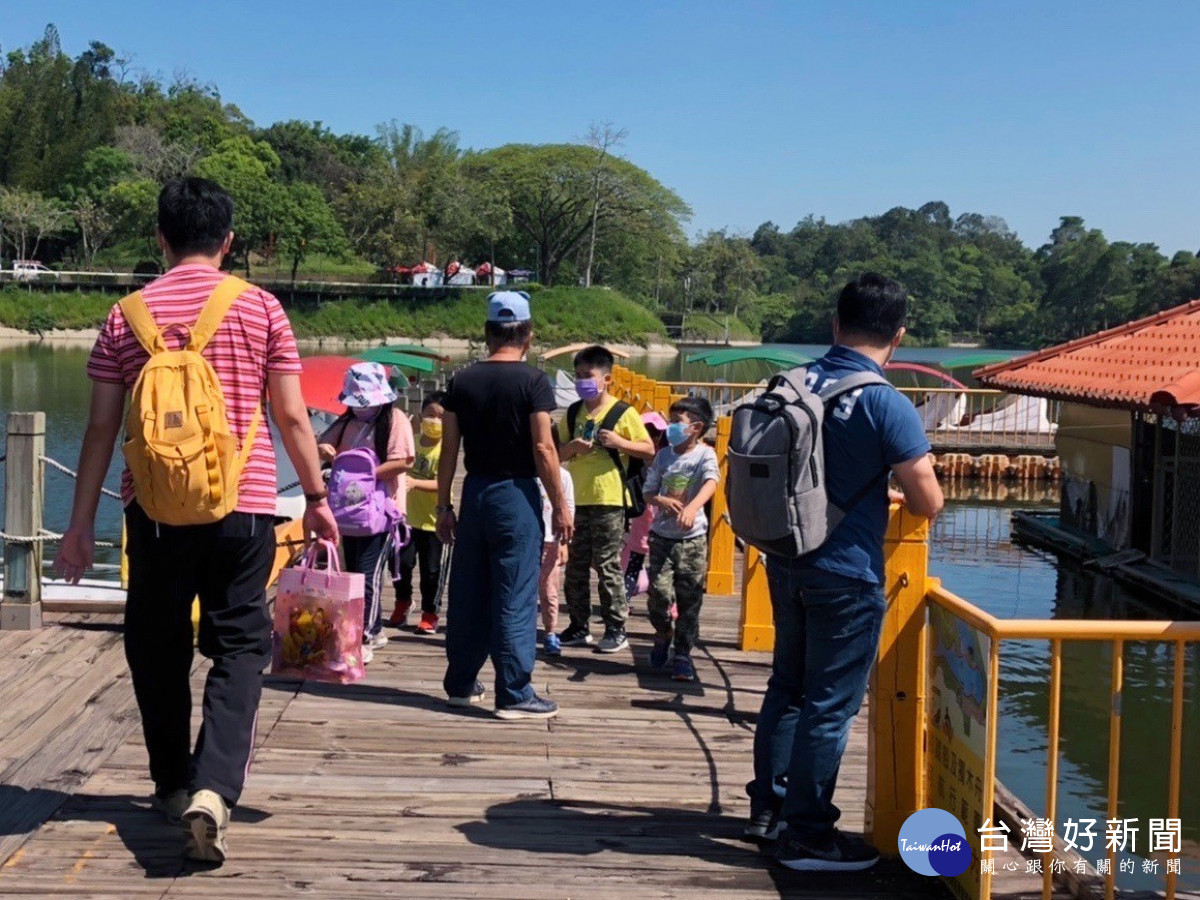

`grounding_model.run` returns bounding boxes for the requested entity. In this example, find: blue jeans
[442,475,542,708]
[749,562,886,839]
